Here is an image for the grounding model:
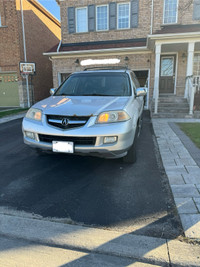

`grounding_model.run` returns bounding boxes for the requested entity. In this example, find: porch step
[151,95,190,118]
[152,113,192,118]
